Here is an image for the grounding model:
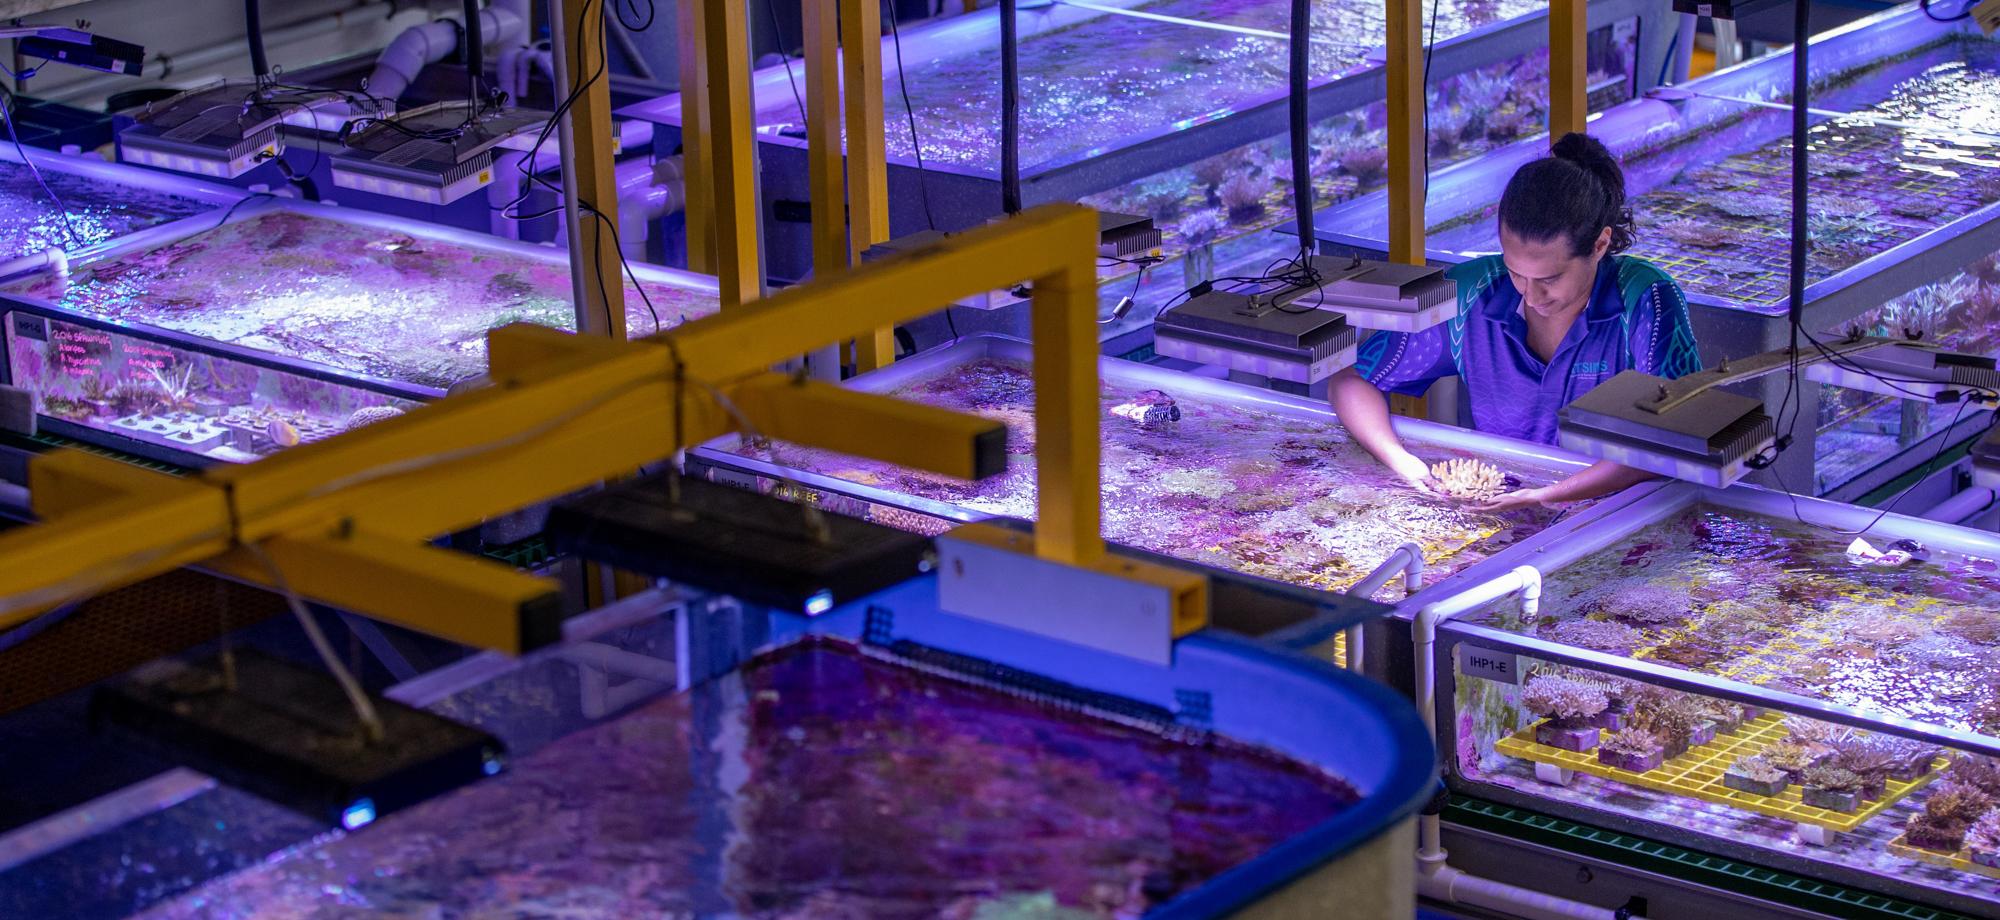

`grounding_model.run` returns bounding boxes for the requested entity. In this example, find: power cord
[0,67,81,250]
